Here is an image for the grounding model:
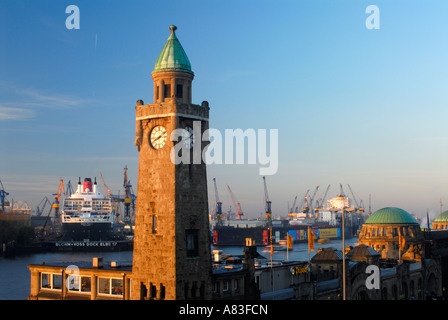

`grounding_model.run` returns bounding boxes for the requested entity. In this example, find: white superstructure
[60,178,114,240]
